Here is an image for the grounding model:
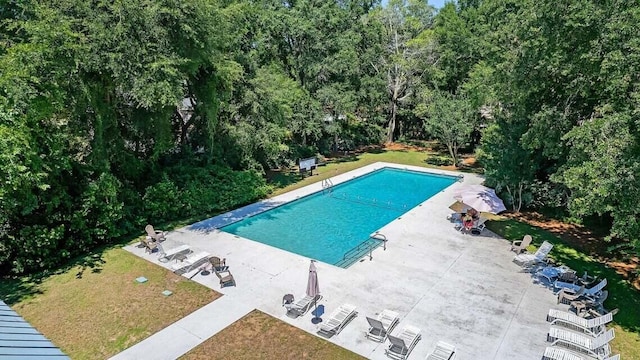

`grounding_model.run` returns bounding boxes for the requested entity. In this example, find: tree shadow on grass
[0,247,110,305]
[267,168,302,188]
[359,145,389,154]
[333,155,360,163]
